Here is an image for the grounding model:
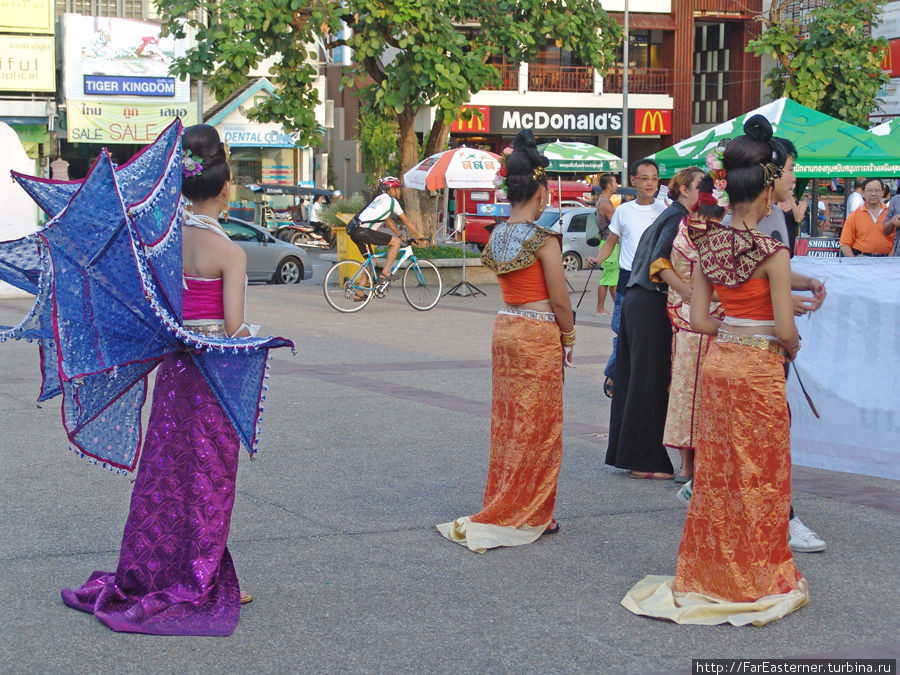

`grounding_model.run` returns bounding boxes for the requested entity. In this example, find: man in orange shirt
[840,178,895,257]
